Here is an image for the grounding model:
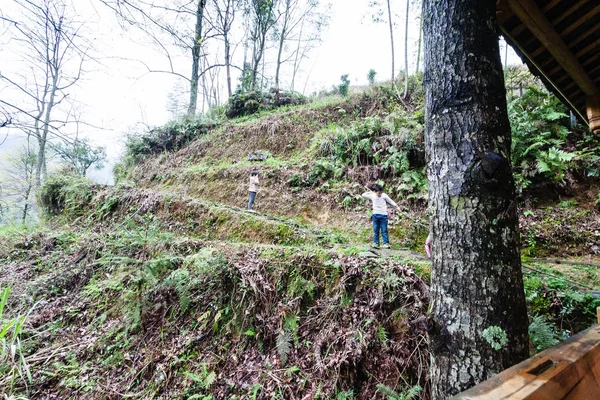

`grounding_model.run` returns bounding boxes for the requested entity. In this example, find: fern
[276,329,292,364]
[529,315,560,352]
[184,363,216,389]
[376,384,422,400]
